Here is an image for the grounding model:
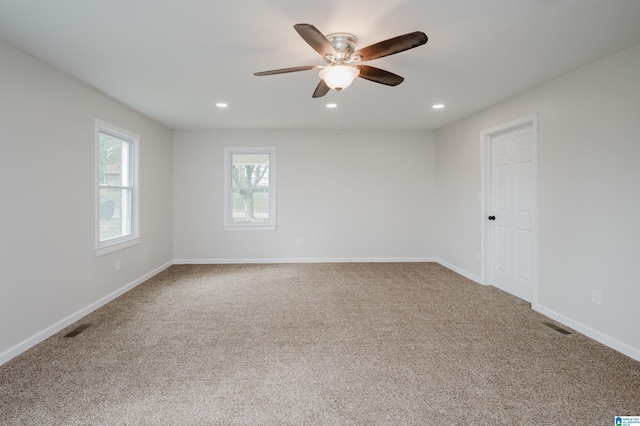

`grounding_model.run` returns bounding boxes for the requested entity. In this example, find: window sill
[95,237,140,257]
[224,225,276,232]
